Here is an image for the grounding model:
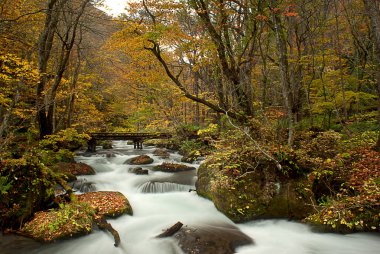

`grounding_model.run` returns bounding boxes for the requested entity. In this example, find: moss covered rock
[124,155,154,165]
[152,163,196,173]
[196,157,313,222]
[52,162,95,178]
[0,155,56,230]
[128,167,149,175]
[19,191,132,243]
[153,148,170,159]
[181,150,201,163]
[77,191,133,217]
[20,203,95,242]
